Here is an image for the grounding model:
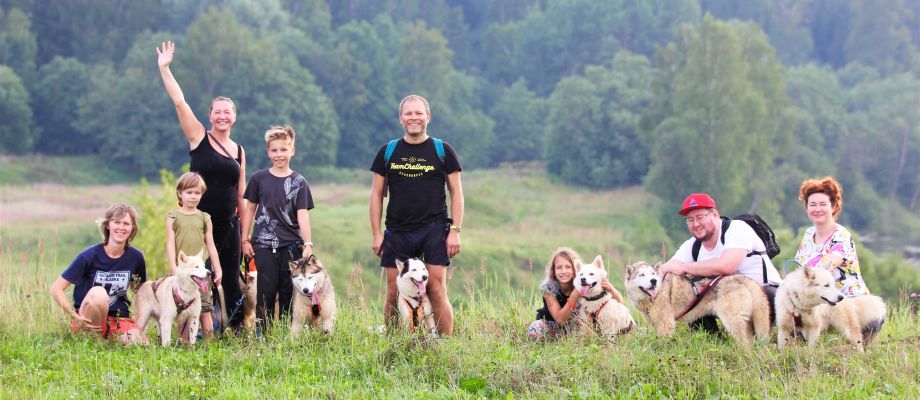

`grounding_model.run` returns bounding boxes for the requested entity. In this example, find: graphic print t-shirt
[370,137,462,231]
[244,169,314,249]
[61,244,147,317]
